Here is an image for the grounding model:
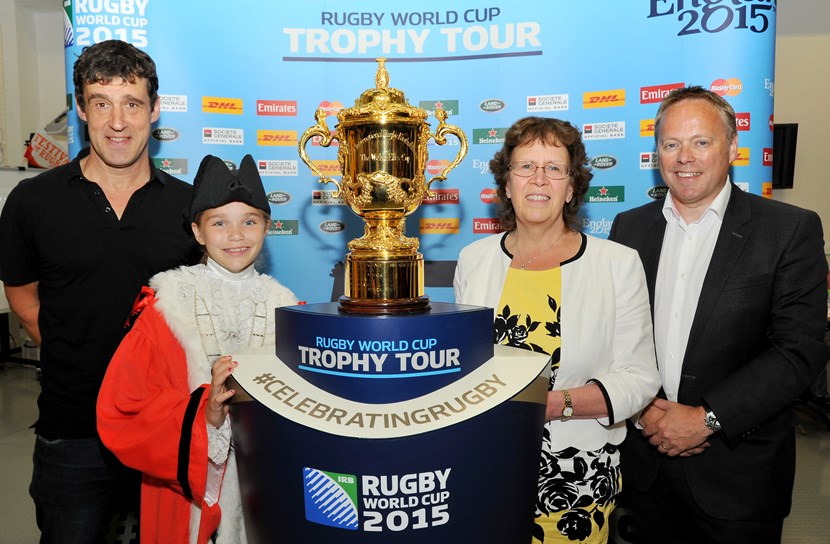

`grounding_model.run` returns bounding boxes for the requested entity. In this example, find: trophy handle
[426,108,469,192]
[298,108,341,191]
